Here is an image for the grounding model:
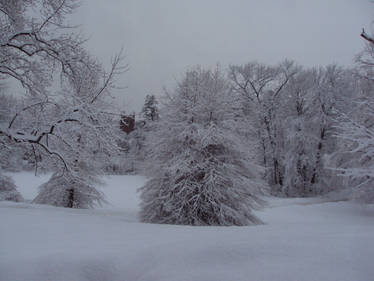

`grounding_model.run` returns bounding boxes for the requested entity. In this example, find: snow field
[1,173,374,281]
